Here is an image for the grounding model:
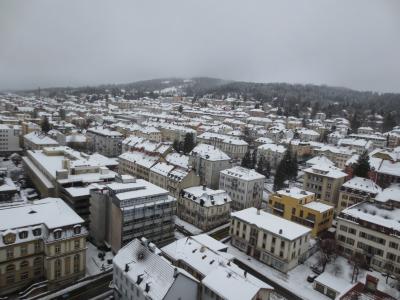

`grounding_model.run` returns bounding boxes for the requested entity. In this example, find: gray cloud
[1,0,400,92]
